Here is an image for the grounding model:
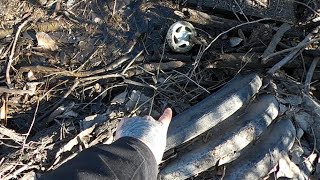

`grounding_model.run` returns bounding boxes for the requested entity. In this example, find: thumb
[158,108,172,129]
